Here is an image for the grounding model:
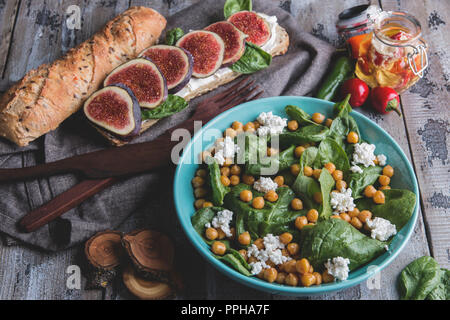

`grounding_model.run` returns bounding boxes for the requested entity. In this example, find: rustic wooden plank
[0,0,20,78]
[379,0,450,269]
